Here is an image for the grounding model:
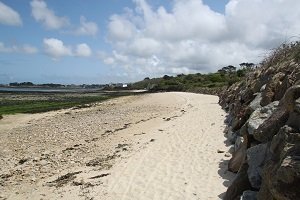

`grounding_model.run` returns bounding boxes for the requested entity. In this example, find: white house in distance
[109,83,128,88]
